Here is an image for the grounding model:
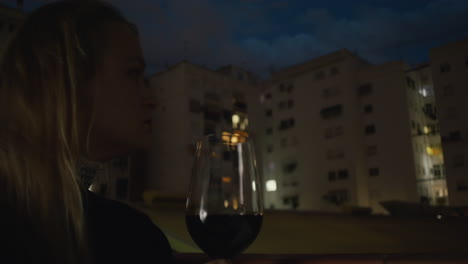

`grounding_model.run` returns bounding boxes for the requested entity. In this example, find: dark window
[330,67,339,76]
[406,77,416,90]
[288,100,294,109]
[453,155,464,168]
[423,104,437,120]
[223,109,233,123]
[99,184,108,196]
[116,178,129,200]
[364,104,373,114]
[450,131,462,141]
[328,171,336,182]
[204,92,220,102]
[358,83,373,96]
[204,123,216,135]
[338,170,349,180]
[234,101,247,112]
[266,145,274,153]
[112,157,128,171]
[326,149,344,160]
[279,118,295,130]
[223,151,231,161]
[265,109,273,117]
[432,164,445,178]
[189,99,201,113]
[289,118,295,127]
[447,107,458,120]
[287,84,294,93]
[324,189,348,205]
[367,145,377,156]
[315,71,325,80]
[279,83,286,92]
[278,101,287,110]
[325,126,343,139]
[442,85,454,96]
[457,182,467,192]
[279,120,289,130]
[204,111,221,122]
[266,128,273,135]
[280,138,287,148]
[320,104,343,119]
[369,168,380,177]
[365,124,376,135]
[8,24,15,33]
[265,93,272,99]
[284,162,297,173]
[440,63,451,73]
